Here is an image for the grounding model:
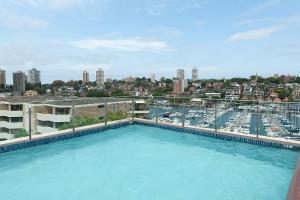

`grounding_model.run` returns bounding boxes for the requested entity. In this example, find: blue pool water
[0,125,298,200]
